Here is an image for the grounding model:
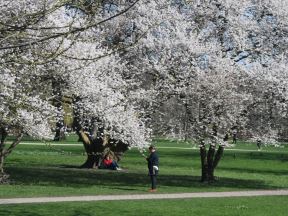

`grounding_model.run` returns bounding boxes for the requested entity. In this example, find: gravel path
[1,189,288,205]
